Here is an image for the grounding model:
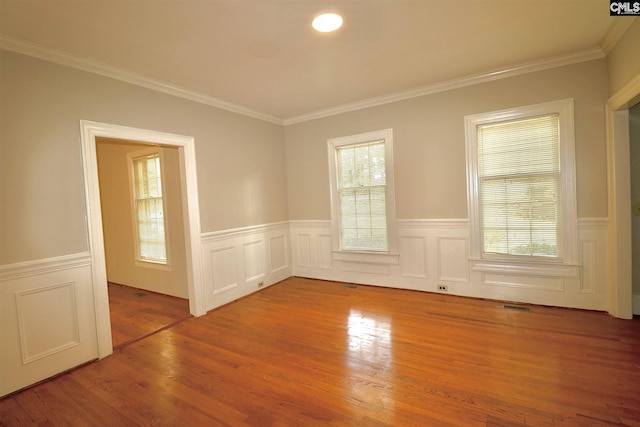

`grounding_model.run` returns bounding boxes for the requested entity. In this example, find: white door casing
[606,73,640,318]
[80,120,206,358]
